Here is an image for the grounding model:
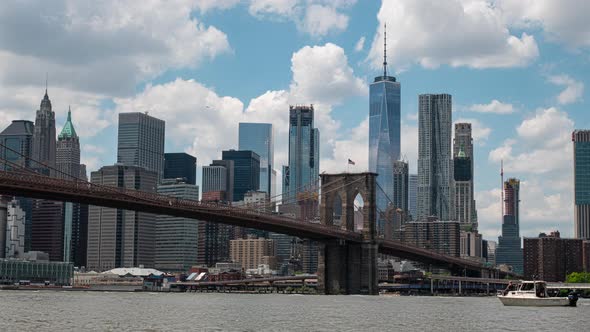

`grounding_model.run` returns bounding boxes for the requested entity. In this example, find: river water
[0,291,587,331]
